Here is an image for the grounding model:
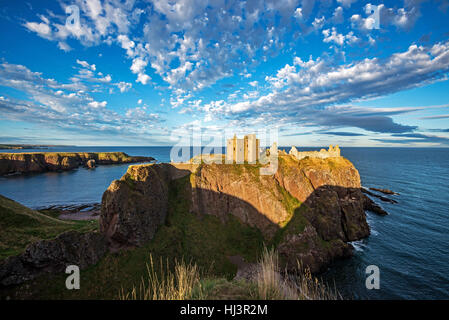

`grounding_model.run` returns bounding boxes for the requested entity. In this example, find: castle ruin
[226,134,260,163]
[289,145,340,160]
[225,133,341,164]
